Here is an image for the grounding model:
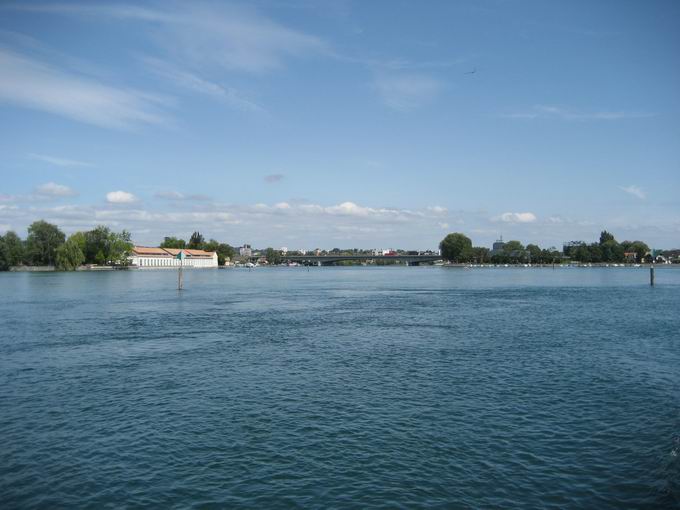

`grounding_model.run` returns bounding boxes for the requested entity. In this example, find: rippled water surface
[1,267,679,509]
